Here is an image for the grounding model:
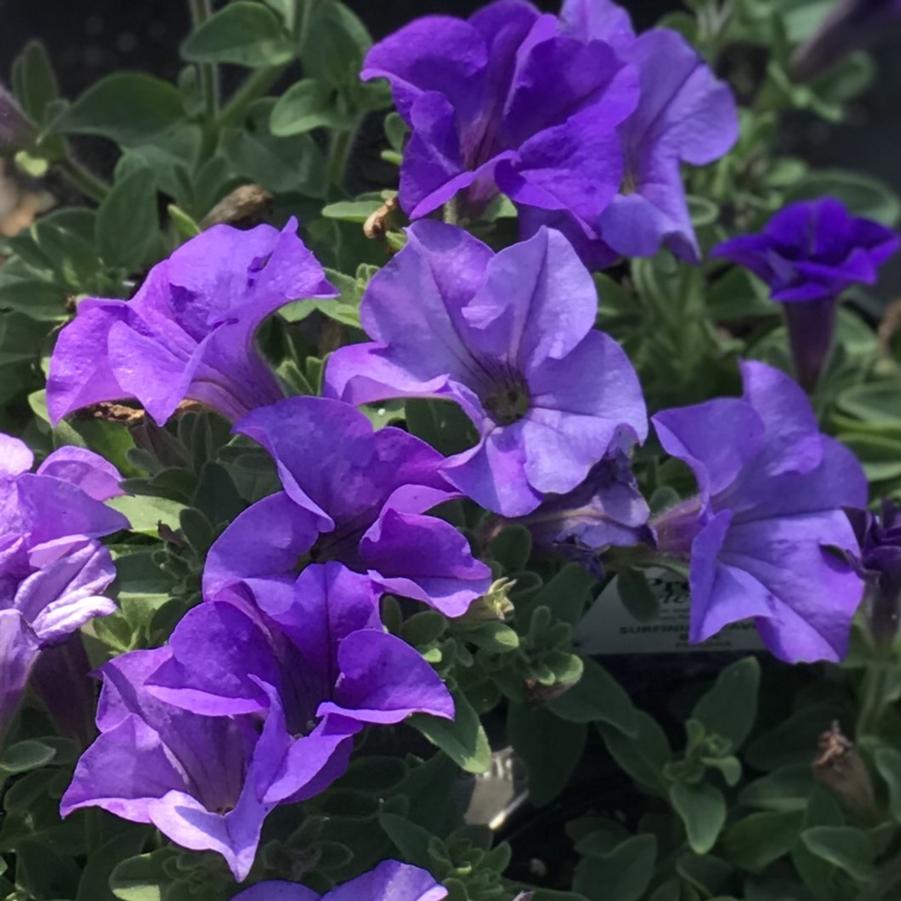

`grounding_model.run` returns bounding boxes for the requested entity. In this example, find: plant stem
[57,154,109,203]
[857,647,892,737]
[326,118,361,192]
[296,0,318,47]
[217,66,287,130]
[188,0,220,120]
